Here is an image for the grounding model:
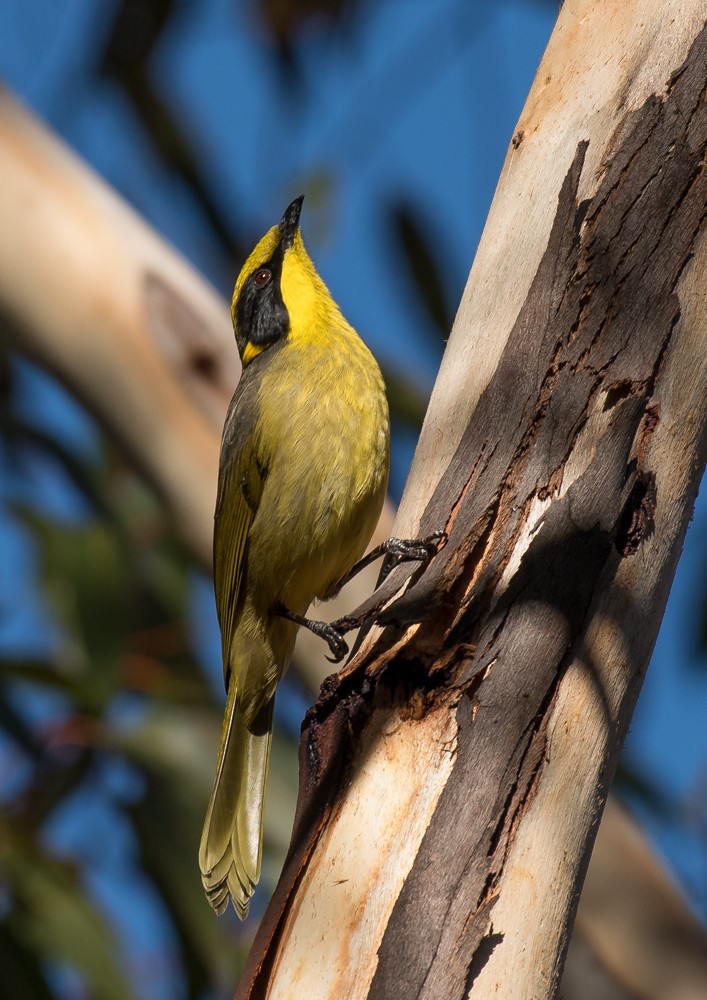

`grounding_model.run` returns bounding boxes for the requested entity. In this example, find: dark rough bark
[236,22,707,1000]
